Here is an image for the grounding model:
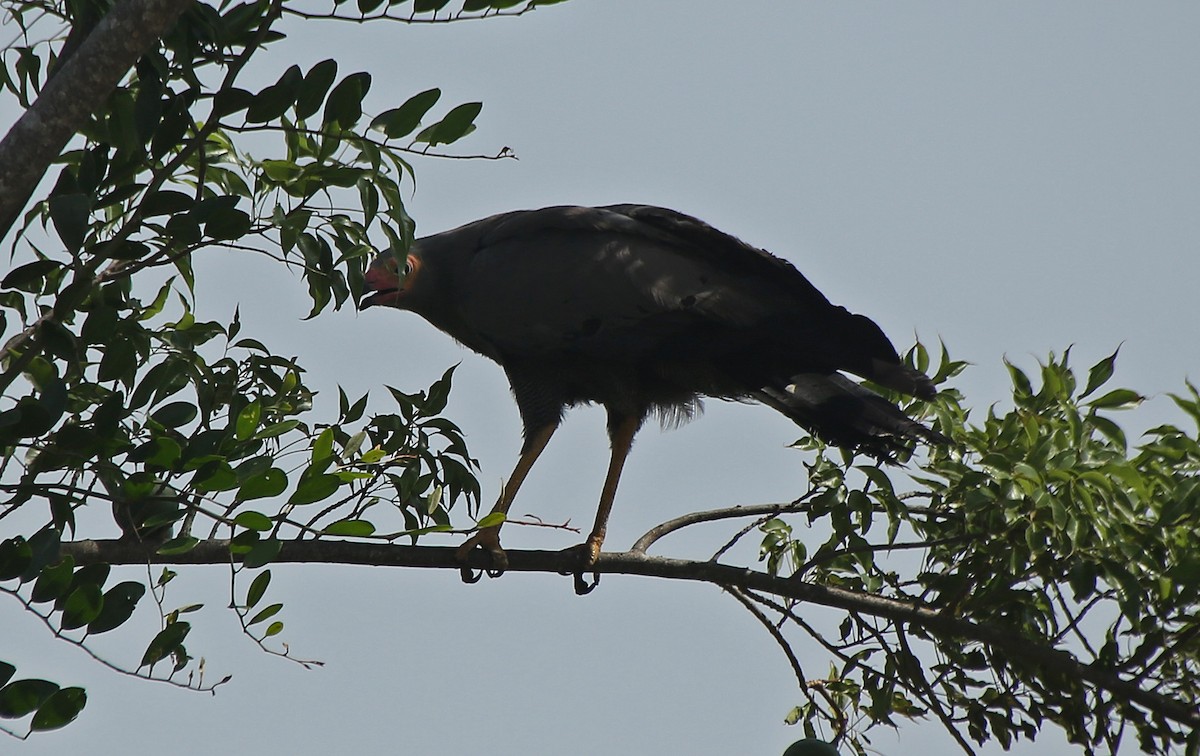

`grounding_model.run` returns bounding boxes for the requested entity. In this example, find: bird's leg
[457,422,557,582]
[571,413,640,594]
